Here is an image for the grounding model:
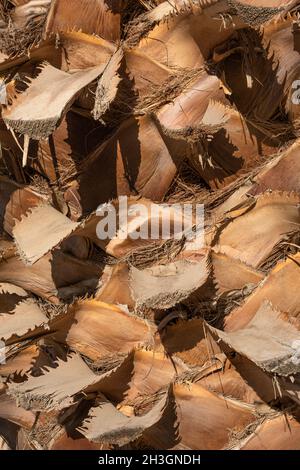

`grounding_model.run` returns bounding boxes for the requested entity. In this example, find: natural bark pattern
[0,0,299,451]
